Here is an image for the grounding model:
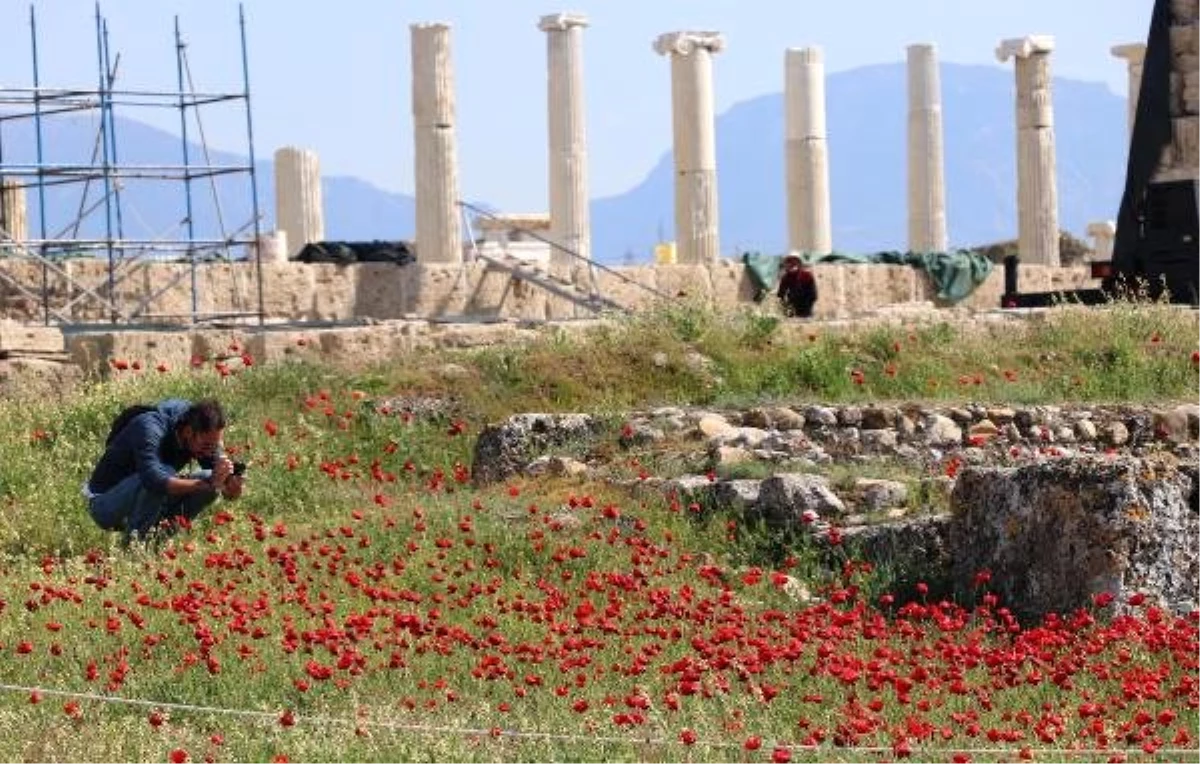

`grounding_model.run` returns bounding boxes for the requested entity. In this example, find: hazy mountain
[0,61,1126,262]
[0,114,414,246]
[592,62,1127,262]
